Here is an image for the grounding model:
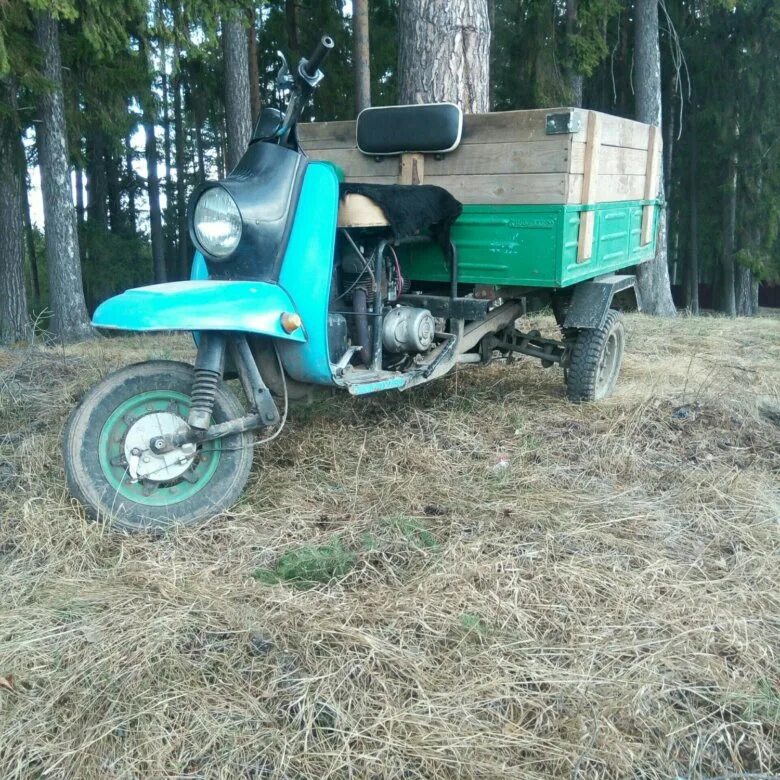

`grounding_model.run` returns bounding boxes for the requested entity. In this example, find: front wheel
[64,360,254,532]
[565,309,625,403]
